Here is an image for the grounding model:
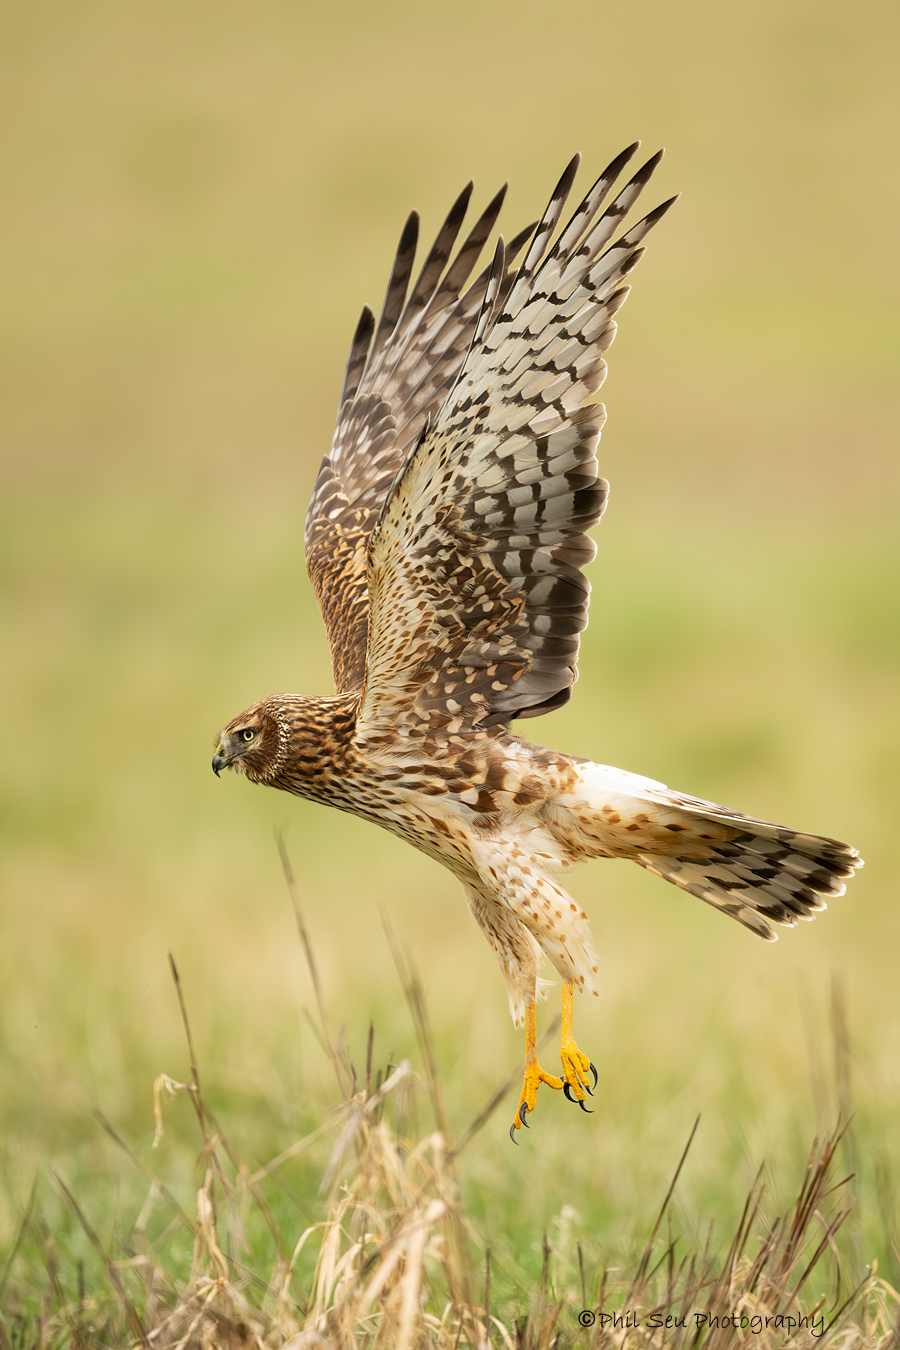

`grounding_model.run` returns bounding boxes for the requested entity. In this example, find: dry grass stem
[2,915,892,1348]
